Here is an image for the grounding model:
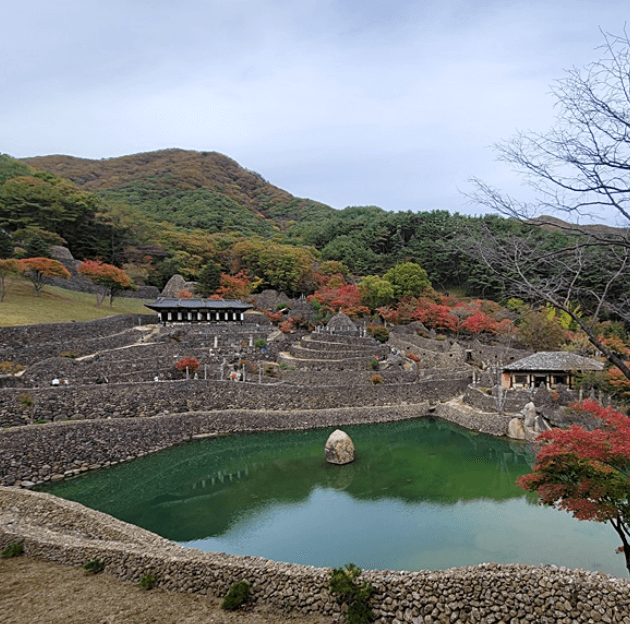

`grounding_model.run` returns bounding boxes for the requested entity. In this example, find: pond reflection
[39,418,626,576]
